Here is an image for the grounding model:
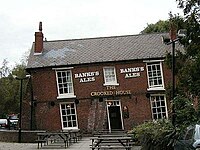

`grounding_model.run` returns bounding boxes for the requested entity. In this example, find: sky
[0,0,183,67]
